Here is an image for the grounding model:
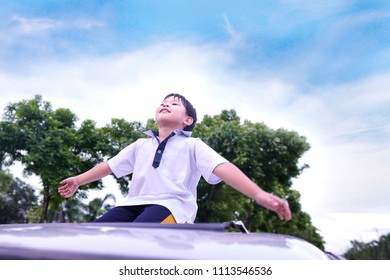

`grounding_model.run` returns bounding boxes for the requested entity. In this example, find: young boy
[59,93,291,224]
